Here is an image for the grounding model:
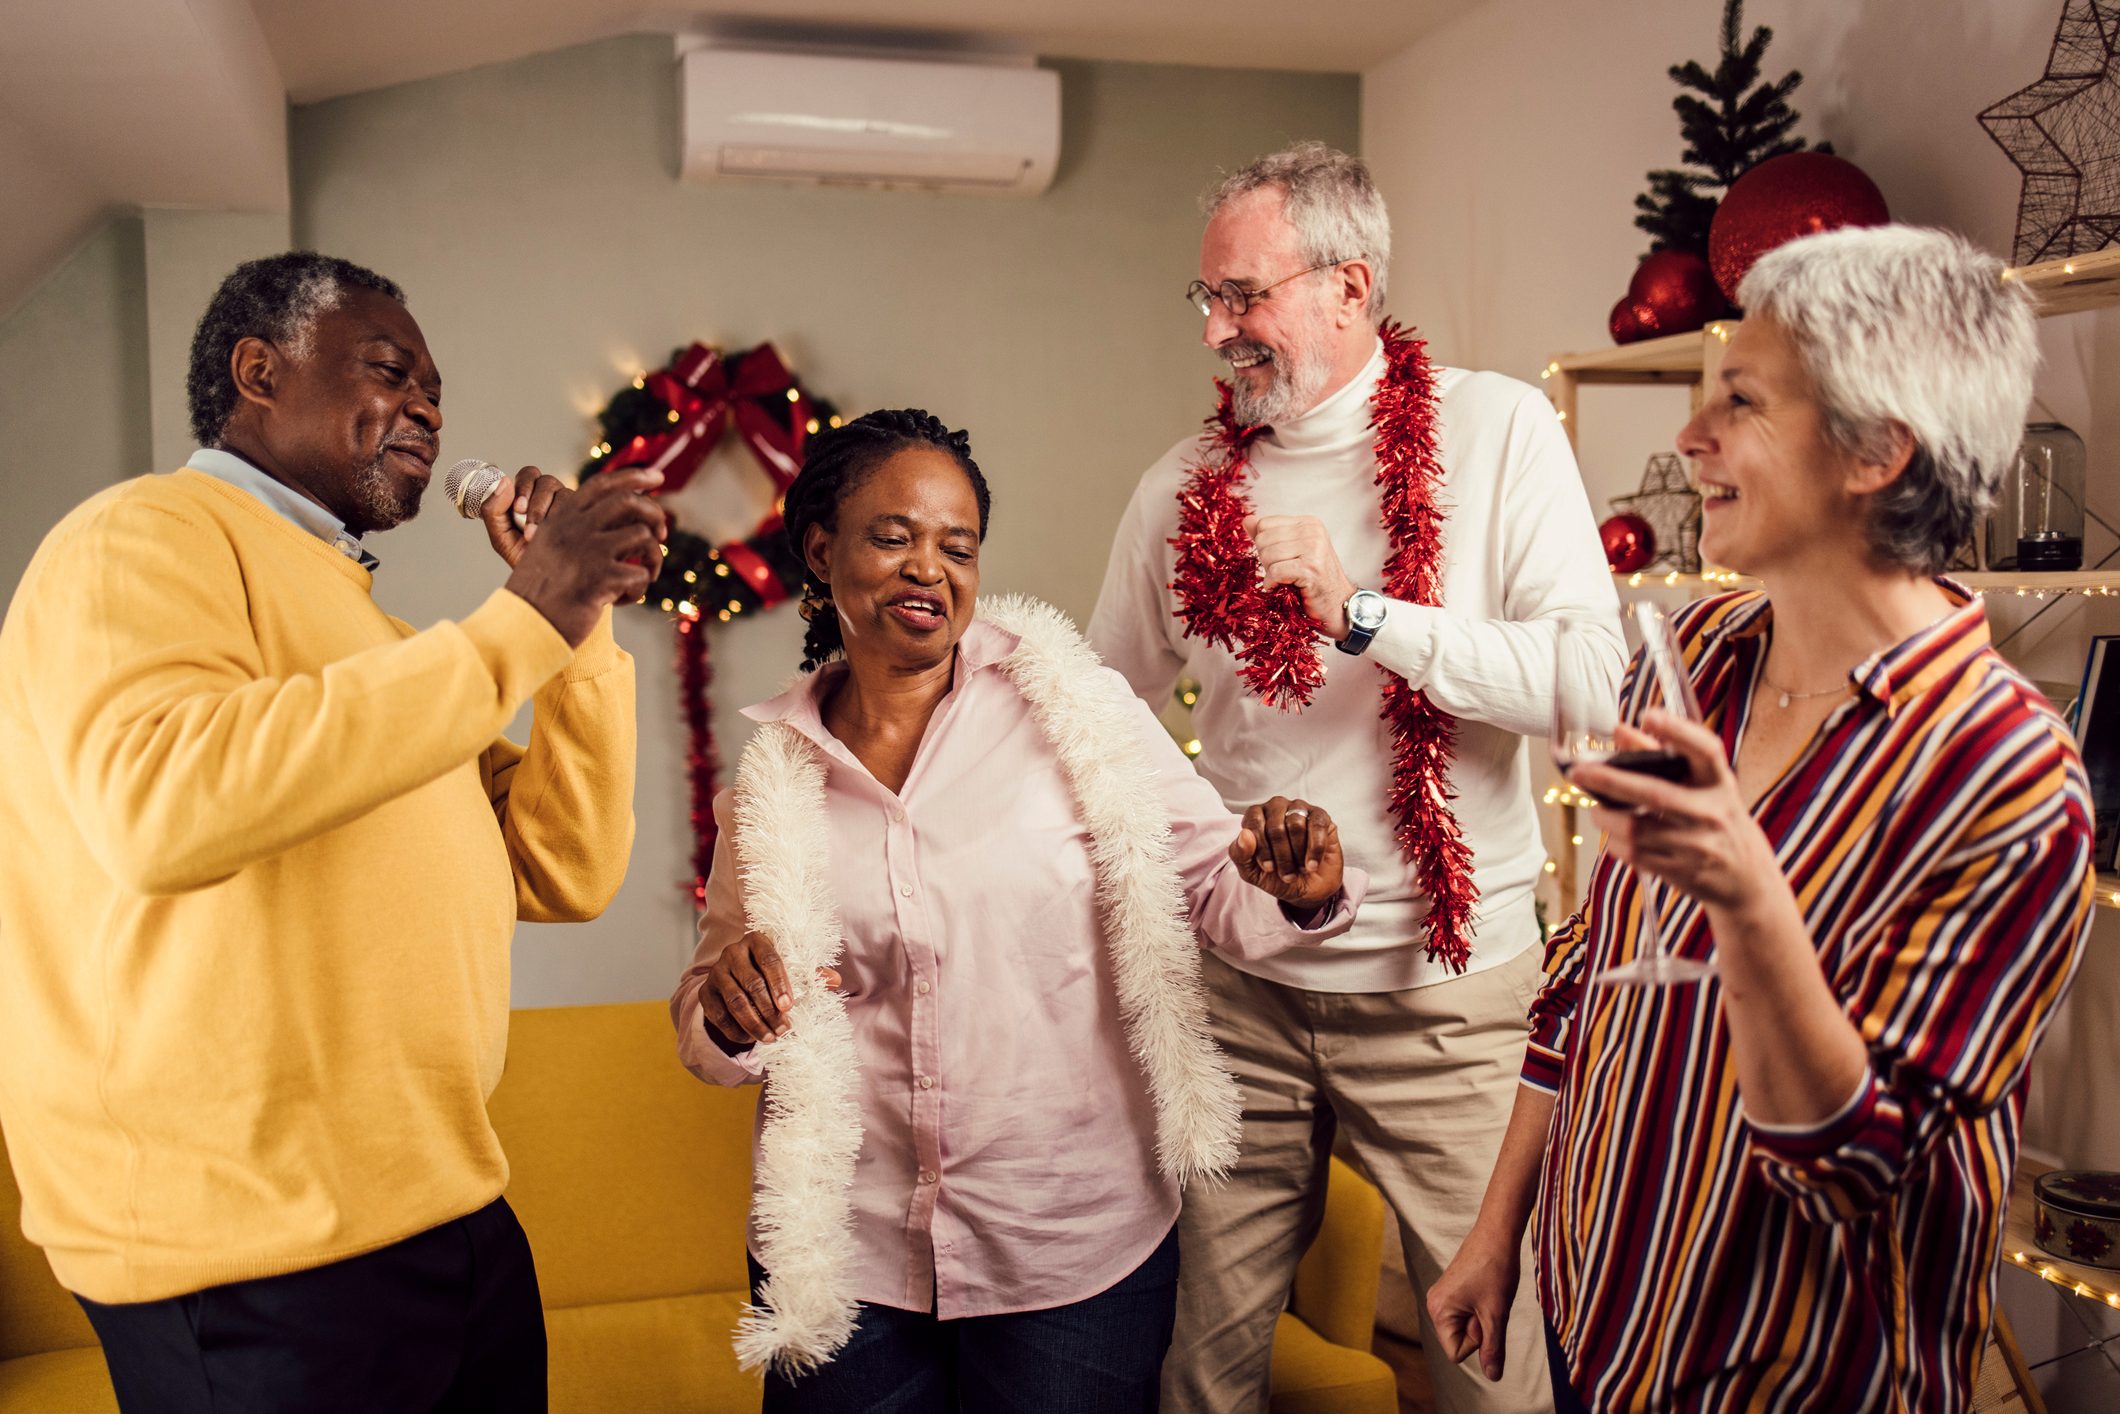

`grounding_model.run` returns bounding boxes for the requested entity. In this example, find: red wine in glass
[1550,610,1715,987]
[1581,747,1690,805]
